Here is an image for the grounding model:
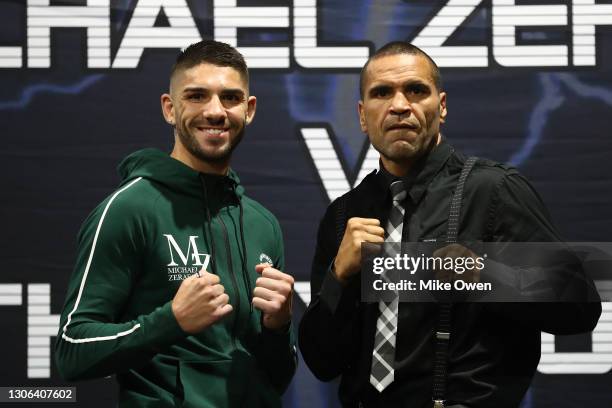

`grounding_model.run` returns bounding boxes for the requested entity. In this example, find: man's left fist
[252,263,294,331]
